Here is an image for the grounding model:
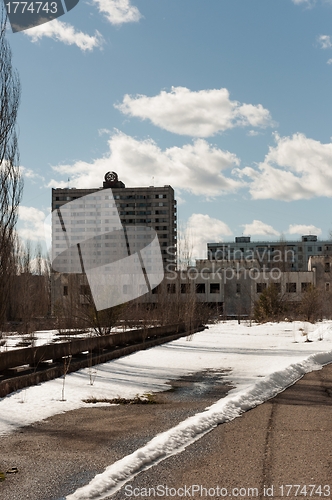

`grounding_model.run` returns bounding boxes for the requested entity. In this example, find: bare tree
[0,8,23,329]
